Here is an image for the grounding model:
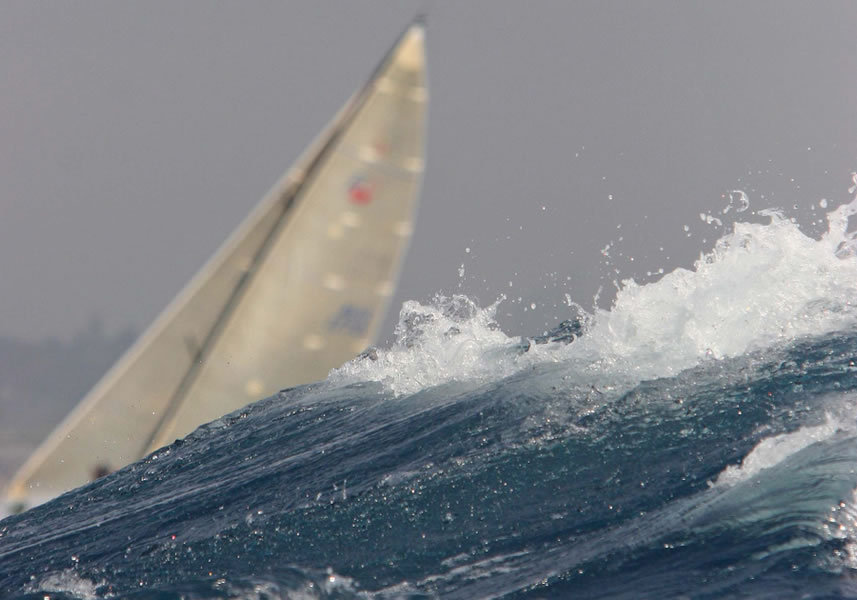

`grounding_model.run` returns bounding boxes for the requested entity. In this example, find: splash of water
[332,295,522,396]
[566,201,857,381]
[333,197,857,396]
